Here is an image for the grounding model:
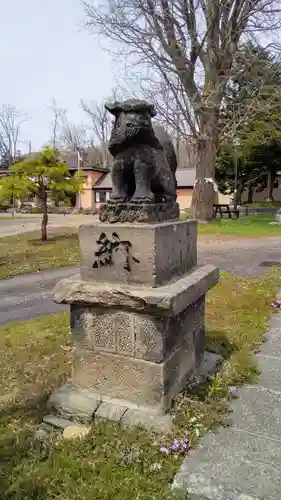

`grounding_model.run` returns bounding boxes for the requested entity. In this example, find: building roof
[93,168,196,190]
[61,150,109,172]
